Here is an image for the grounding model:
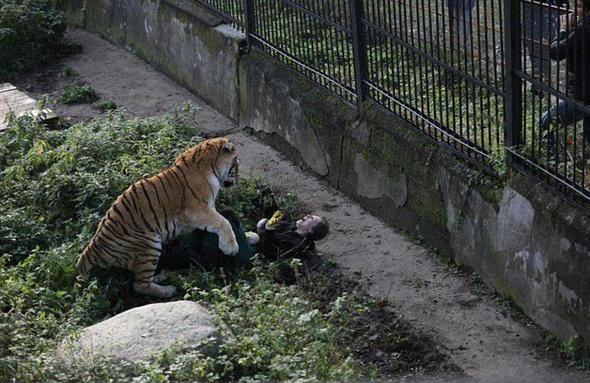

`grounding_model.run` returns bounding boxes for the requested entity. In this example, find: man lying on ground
[157,210,330,271]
